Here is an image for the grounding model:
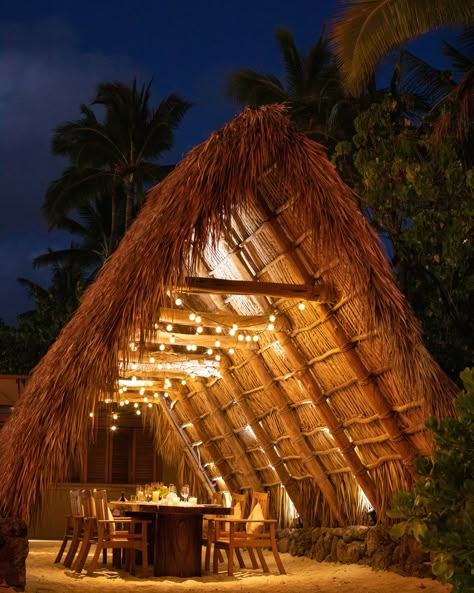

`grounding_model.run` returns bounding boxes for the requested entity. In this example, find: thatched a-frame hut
[0,105,456,527]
